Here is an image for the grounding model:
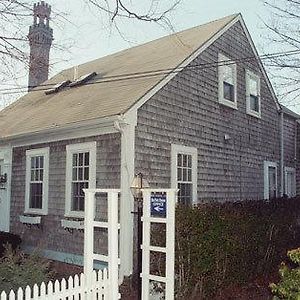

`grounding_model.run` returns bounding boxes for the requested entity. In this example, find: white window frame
[284,166,296,197]
[65,141,96,218]
[264,161,278,200]
[246,70,261,118]
[218,53,237,109]
[25,147,49,215]
[171,144,197,204]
